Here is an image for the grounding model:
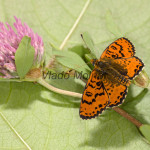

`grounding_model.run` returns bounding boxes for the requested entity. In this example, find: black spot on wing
[96,81,101,86]
[103,37,135,59]
[82,99,92,105]
[92,99,96,102]
[88,83,95,88]
[99,104,102,107]
[80,108,105,120]
[80,99,109,119]
[114,42,125,58]
[122,37,135,55]
[94,92,105,98]
[85,91,93,97]
[111,45,117,50]
[128,56,144,79]
[109,86,128,107]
